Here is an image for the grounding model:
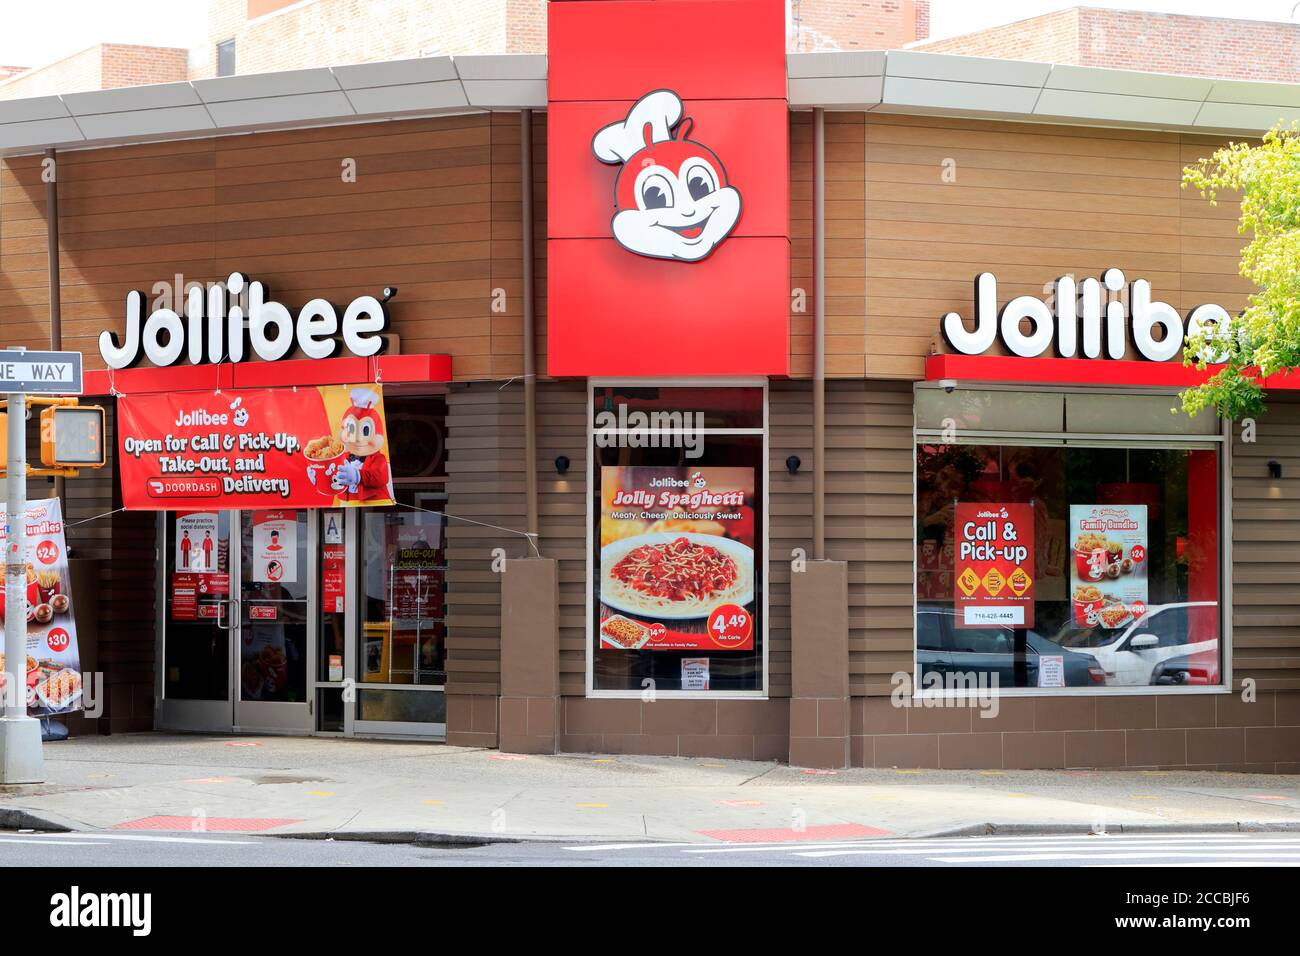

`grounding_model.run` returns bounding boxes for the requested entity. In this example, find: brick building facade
[918,7,1300,84]
[0,45,189,101]
[789,0,929,52]
[8,4,1300,98]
